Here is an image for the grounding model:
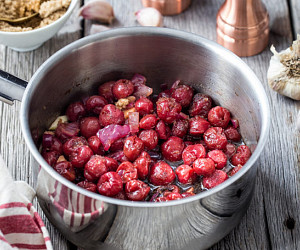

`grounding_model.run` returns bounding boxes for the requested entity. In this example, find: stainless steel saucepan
[0,27,270,250]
